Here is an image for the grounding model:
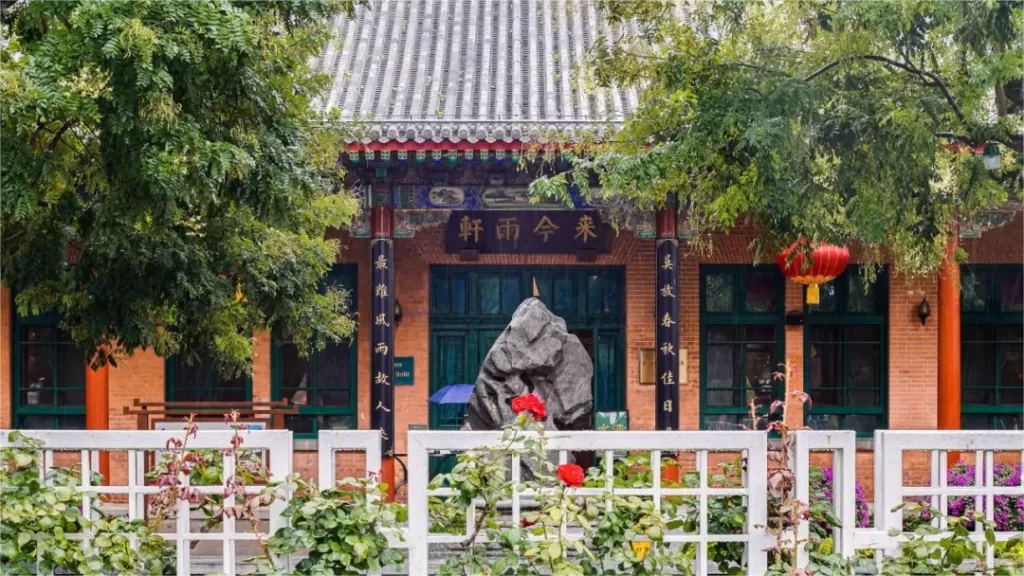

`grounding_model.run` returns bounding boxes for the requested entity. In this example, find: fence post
[792,432,811,570]
[746,433,769,575]
[406,431,430,575]
[875,431,903,558]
